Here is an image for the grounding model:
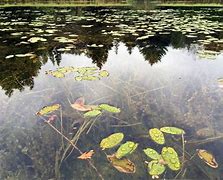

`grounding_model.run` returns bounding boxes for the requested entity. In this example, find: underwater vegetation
[0,6,223,180]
